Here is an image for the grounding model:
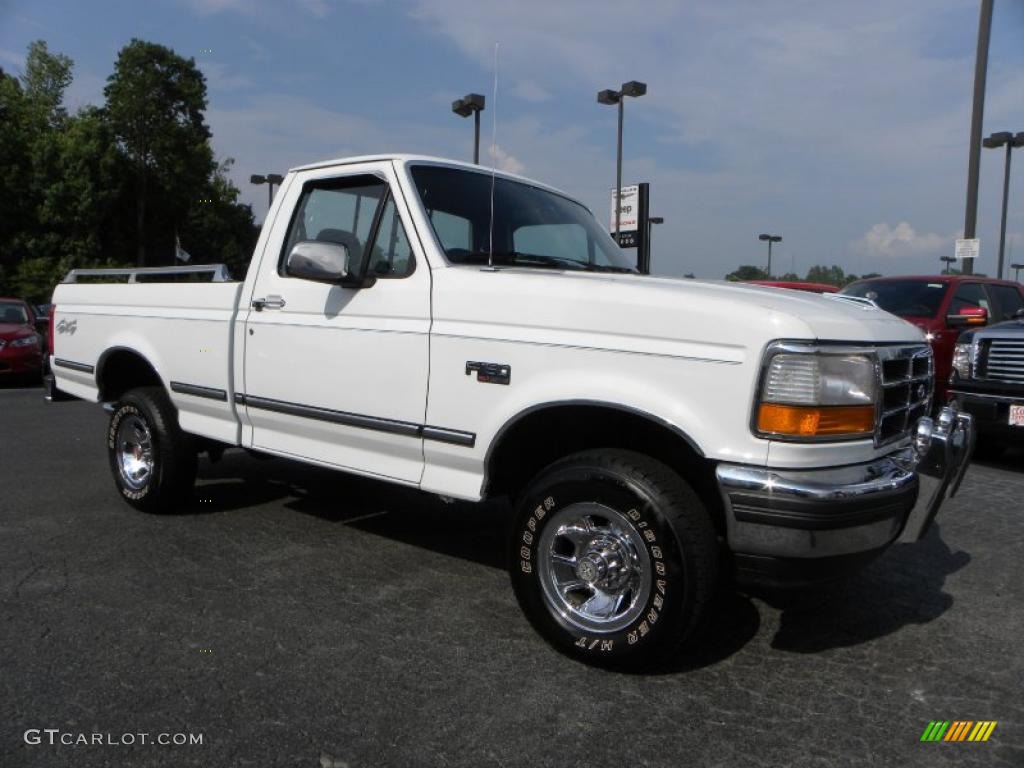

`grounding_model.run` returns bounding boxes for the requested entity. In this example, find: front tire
[510,449,718,668]
[107,386,197,513]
